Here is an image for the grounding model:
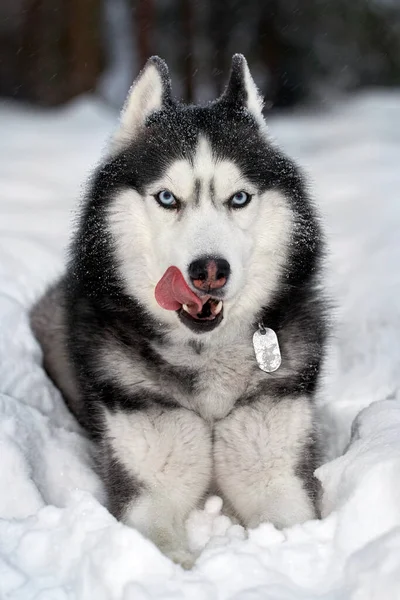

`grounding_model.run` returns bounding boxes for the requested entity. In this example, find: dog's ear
[112,56,171,151]
[220,54,265,128]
